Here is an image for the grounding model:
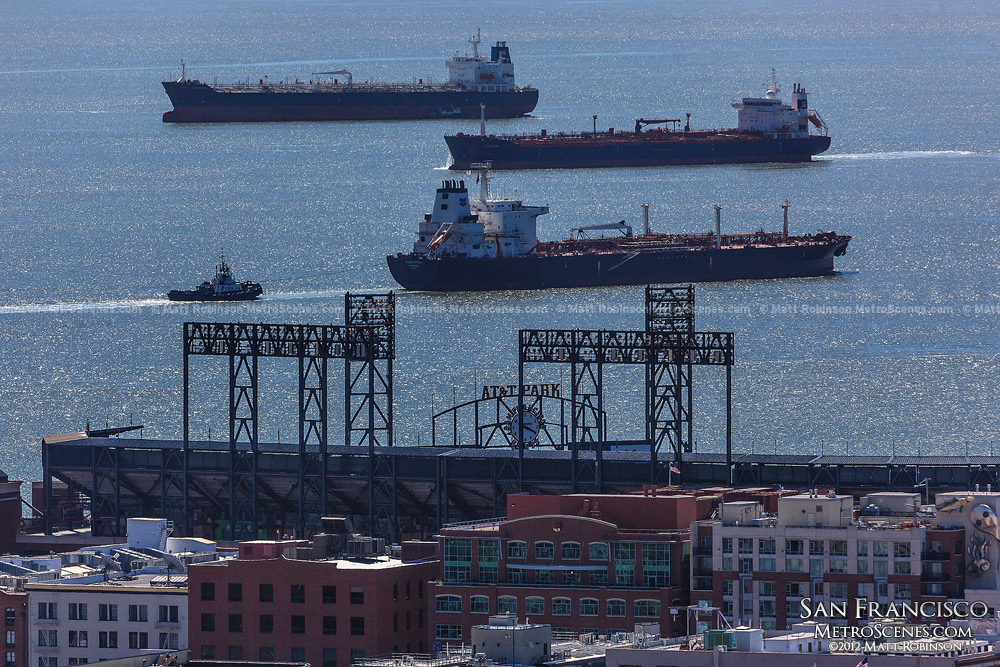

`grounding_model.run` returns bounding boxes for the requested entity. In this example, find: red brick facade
[187,556,437,666]
[431,494,709,643]
[0,588,28,667]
